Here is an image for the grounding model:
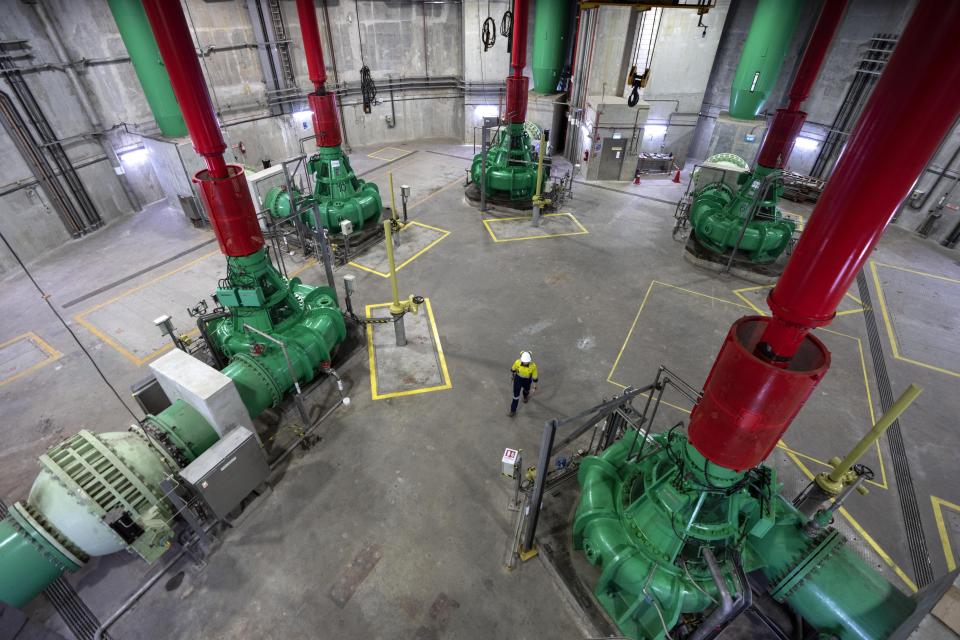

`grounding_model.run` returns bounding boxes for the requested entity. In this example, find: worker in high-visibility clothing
[509,351,539,417]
